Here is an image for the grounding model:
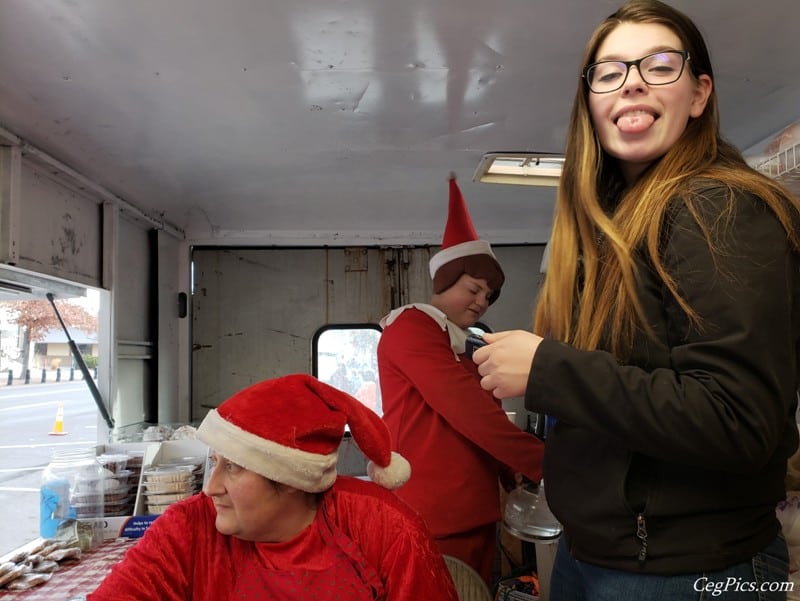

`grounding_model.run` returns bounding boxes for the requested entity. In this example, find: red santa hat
[197,374,410,492]
[429,174,505,304]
